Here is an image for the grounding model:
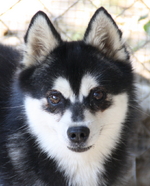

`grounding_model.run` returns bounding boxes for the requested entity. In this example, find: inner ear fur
[84,7,129,61]
[23,11,62,67]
